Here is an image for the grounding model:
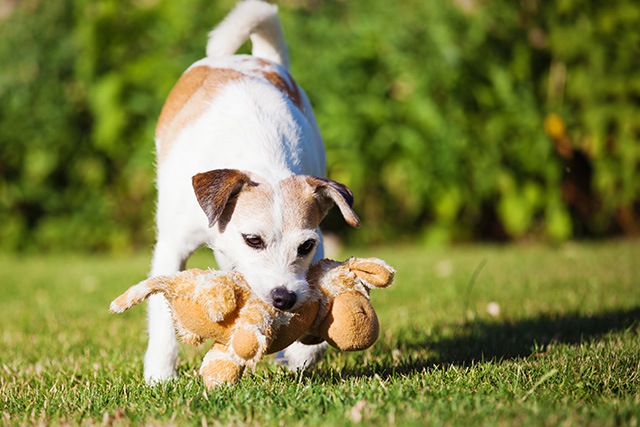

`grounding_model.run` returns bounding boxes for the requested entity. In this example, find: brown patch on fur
[223,175,360,237]
[155,59,304,165]
[243,57,304,110]
[215,175,325,236]
[192,169,257,228]
[279,176,326,230]
[261,70,303,110]
[305,176,361,228]
[156,66,244,164]
[217,177,275,231]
